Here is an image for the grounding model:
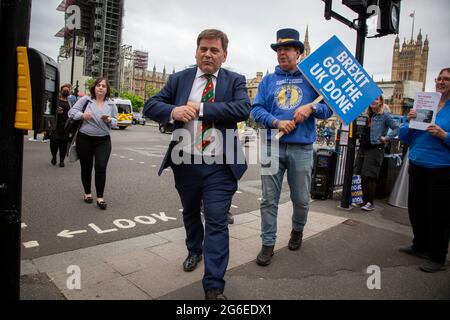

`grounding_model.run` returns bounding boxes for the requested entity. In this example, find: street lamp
[66,5,81,91]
